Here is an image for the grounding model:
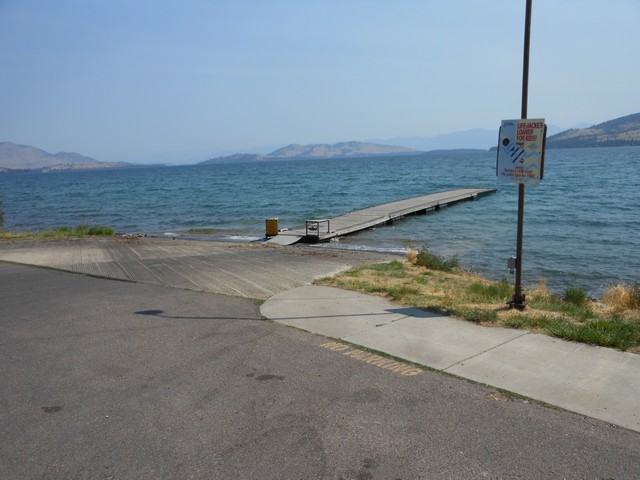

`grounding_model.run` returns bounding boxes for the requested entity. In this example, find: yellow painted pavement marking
[320,341,422,377]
